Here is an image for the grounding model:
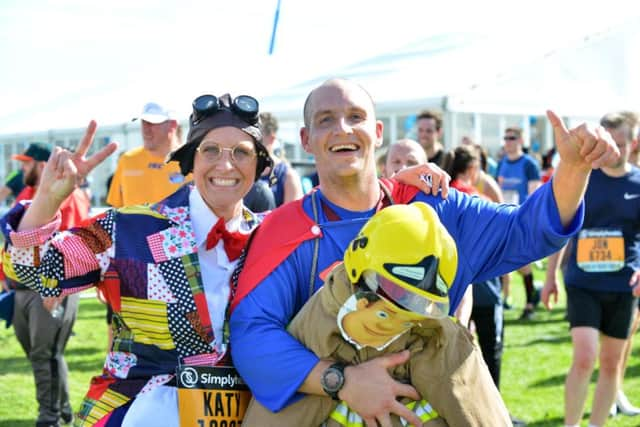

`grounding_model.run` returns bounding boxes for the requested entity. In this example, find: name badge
[177,365,251,427]
[576,229,625,272]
